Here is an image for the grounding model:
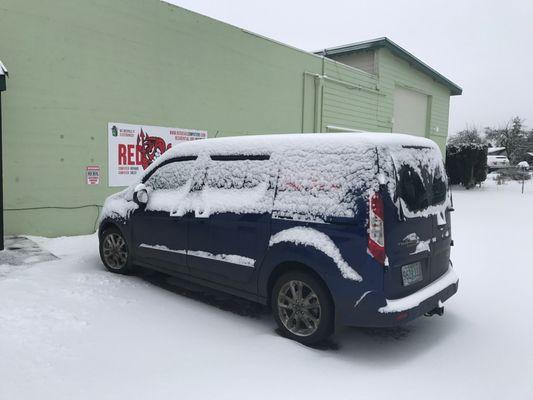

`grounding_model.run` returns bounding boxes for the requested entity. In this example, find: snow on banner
[108,122,207,187]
